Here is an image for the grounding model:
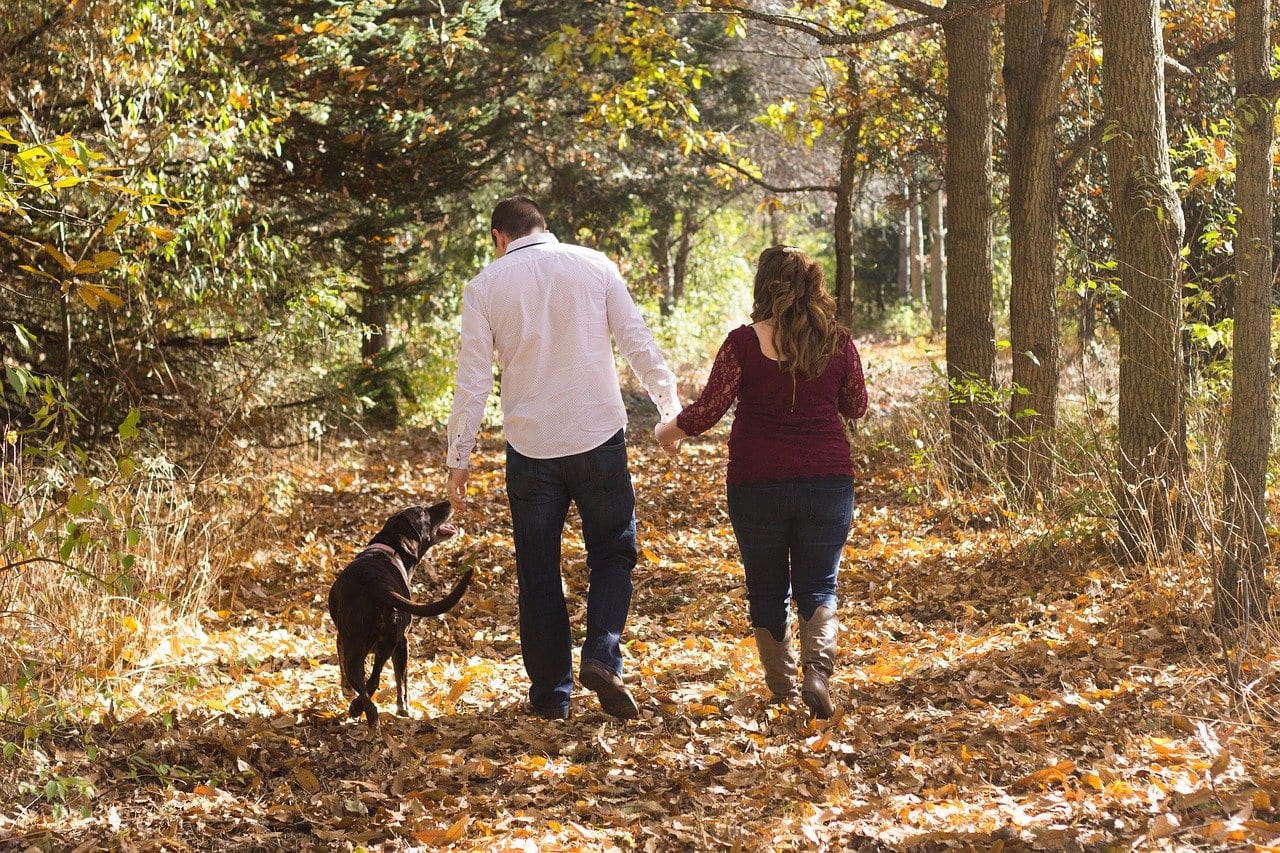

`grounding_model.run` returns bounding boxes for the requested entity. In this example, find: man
[446,196,680,720]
